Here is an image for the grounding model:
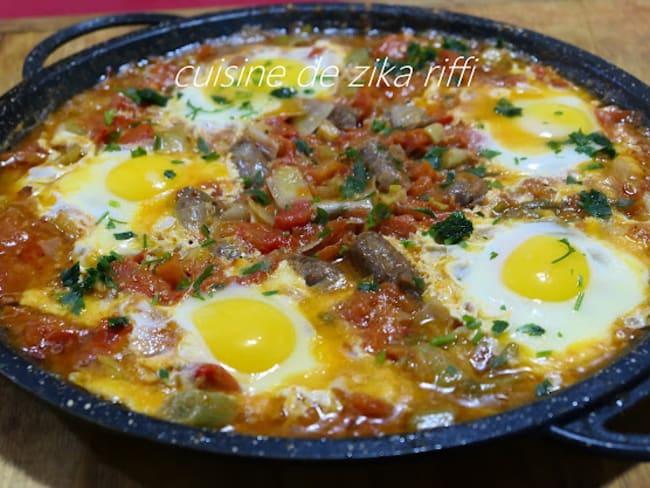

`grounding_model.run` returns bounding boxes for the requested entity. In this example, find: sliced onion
[387,104,430,130]
[316,198,373,217]
[291,99,335,136]
[244,123,279,159]
[247,196,275,225]
[267,166,312,208]
[220,201,250,221]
